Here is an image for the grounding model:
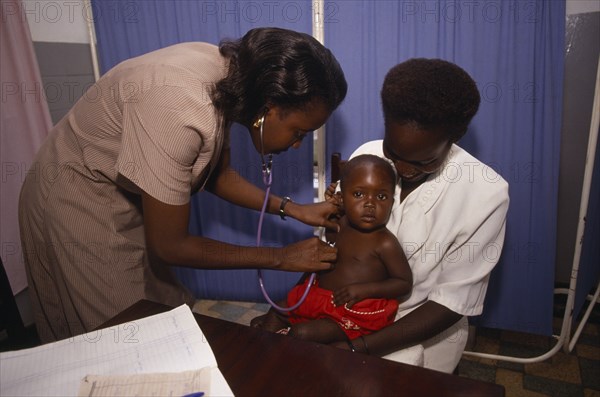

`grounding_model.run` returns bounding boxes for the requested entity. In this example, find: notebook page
[0,305,226,397]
